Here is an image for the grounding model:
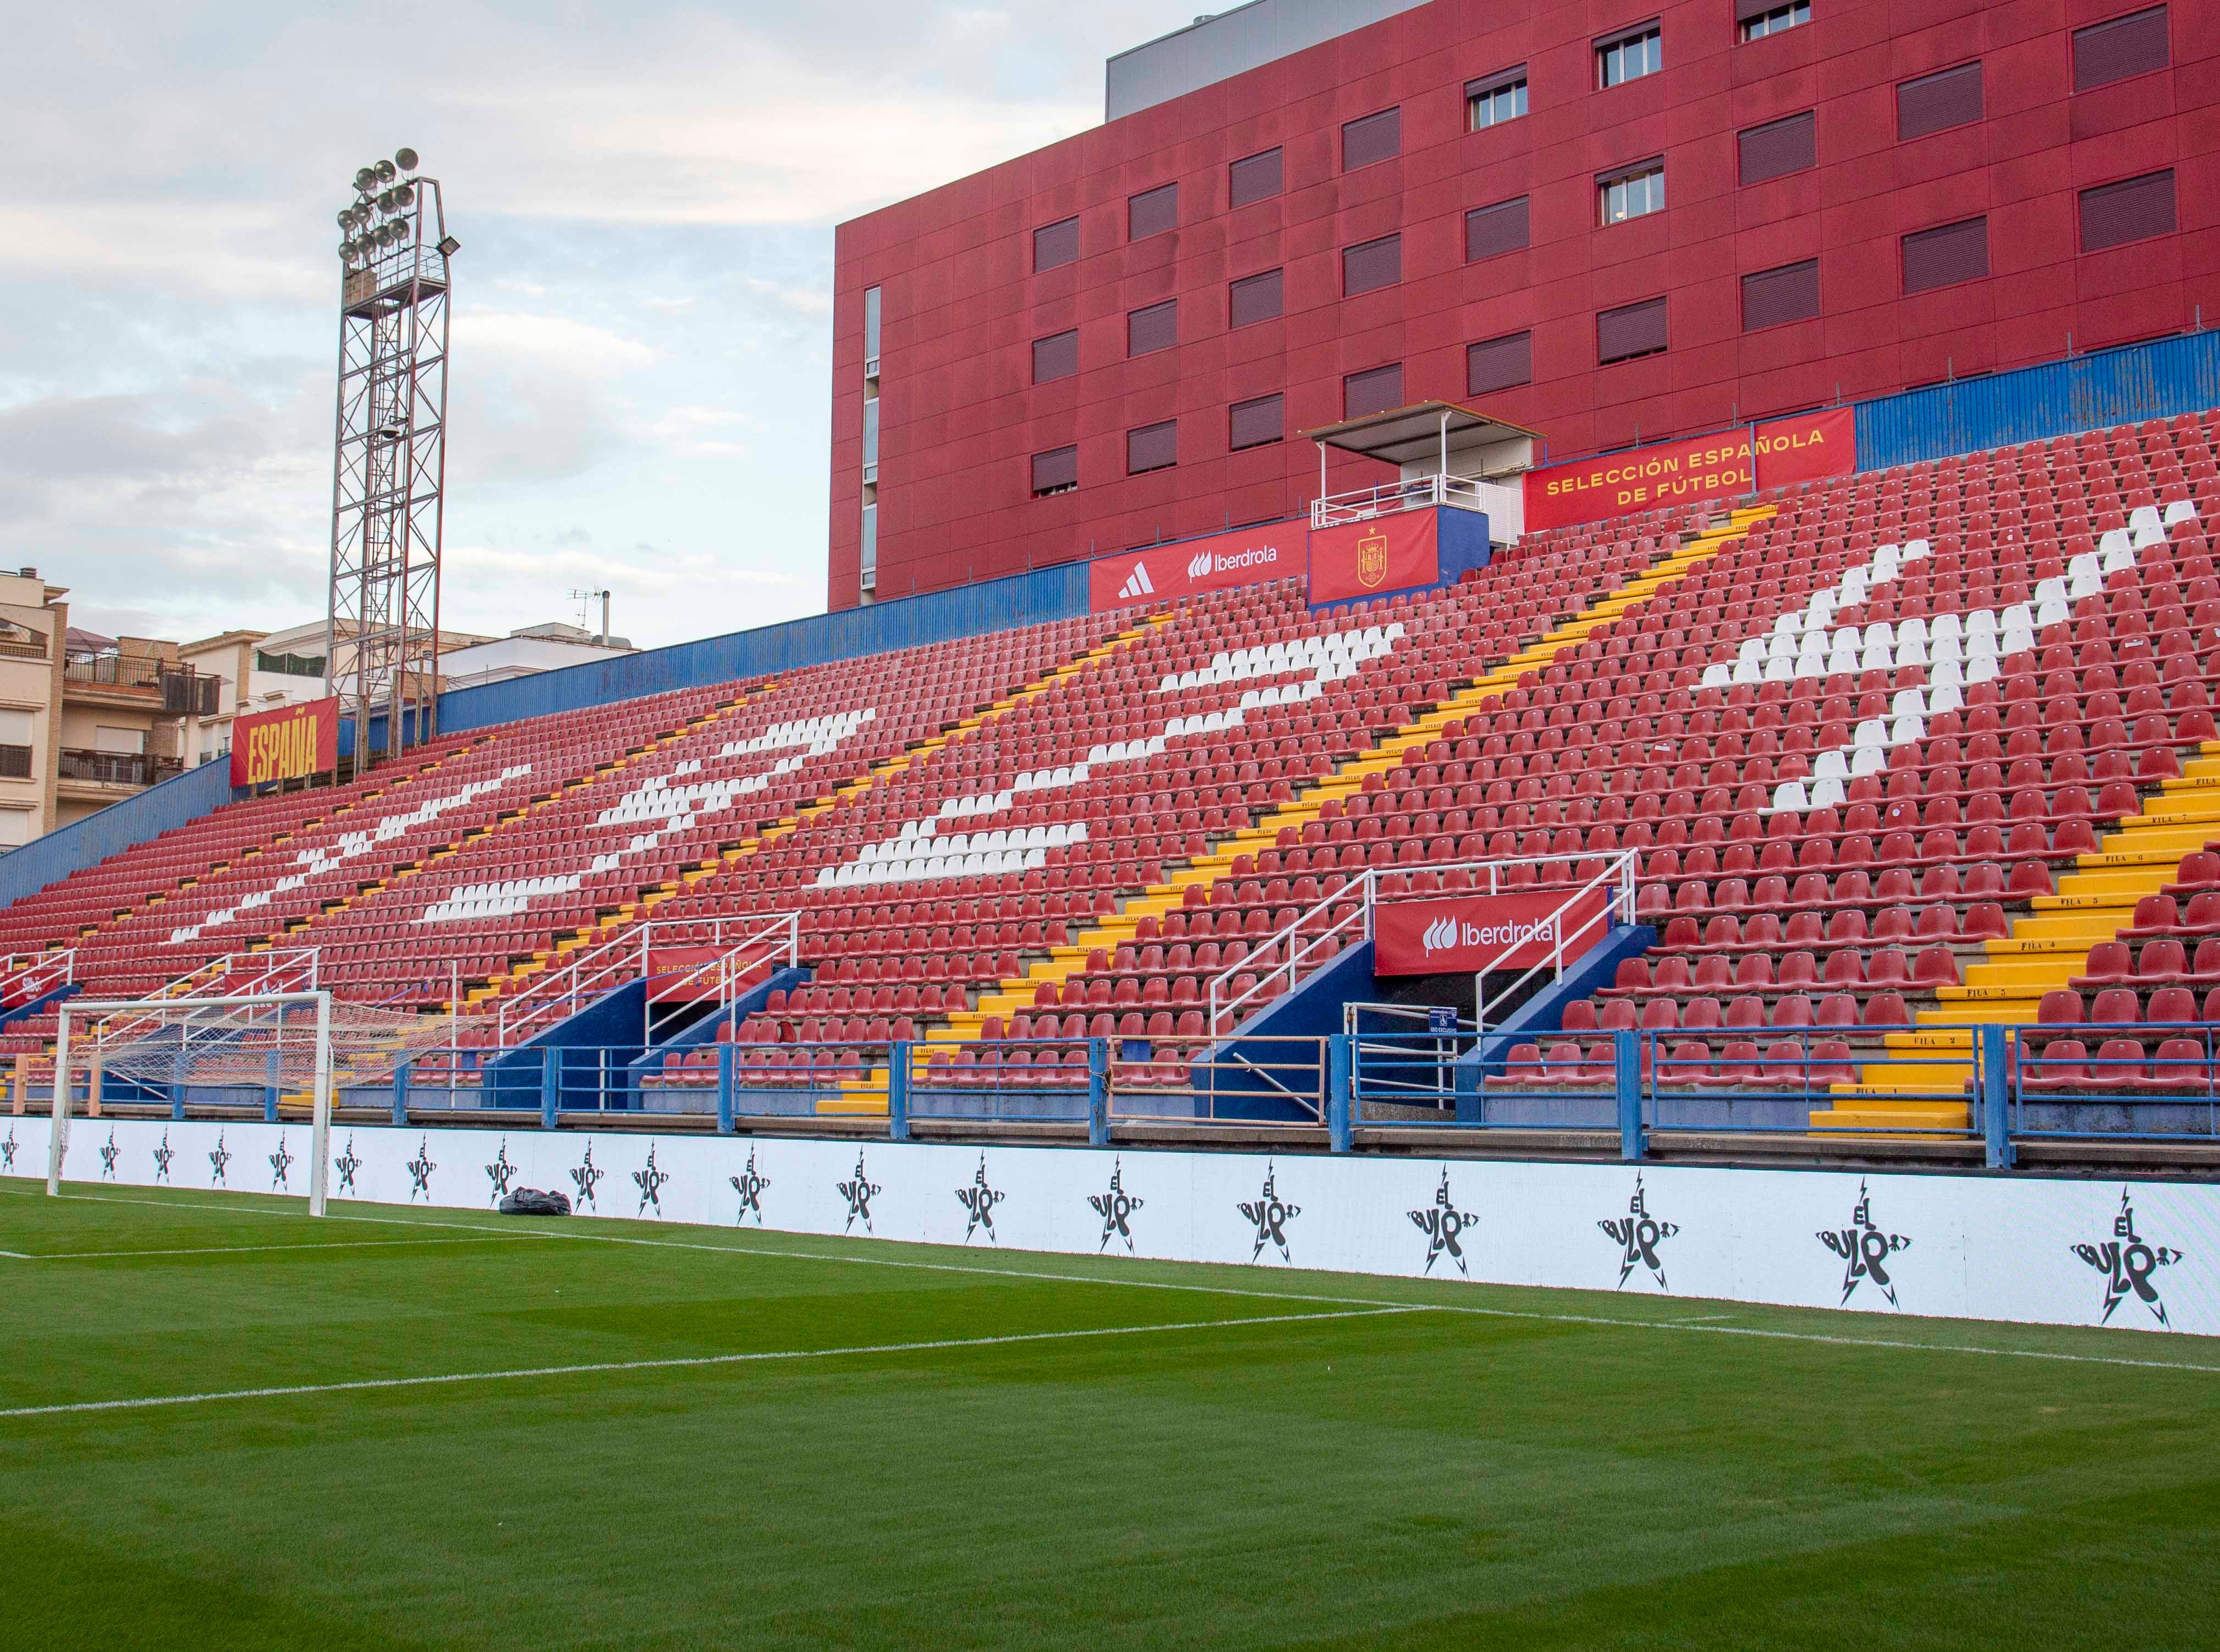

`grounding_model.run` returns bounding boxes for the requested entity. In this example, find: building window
[1466,195,1530,261]
[1738,112,1815,185]
[1902,217,1988,294]
[2073,7,2169,93]
[1229,393,1284,451]
[1599,162,1666,224]
[1129,183,1178,241]
[1741,259,1820,329]
[1344,363,1404,419]
[1342,107,1401,171]
[1343,233,1402,297]
[1032,329,1079,383]
[1031,446,1078,497]
[1467,332,1532,396]
[256,649,325,676]
[0,708,32,782]
[1597,23,1662,87]
[1897,62,1982,139]
[1128,420,1178,475]
[1229,147,1283,207]
[1033,216,1079,272]
[859,502,877,591]
[1467,67,1527,129]
[862,286,881,374]
[1739,0,1809,41]
[0,807,28,846]
[1597,297,1668,364]
[862,396,879,468]
[1128,300,1178,357]
[1229,269,1283,328]
[2081,171,2177,252]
